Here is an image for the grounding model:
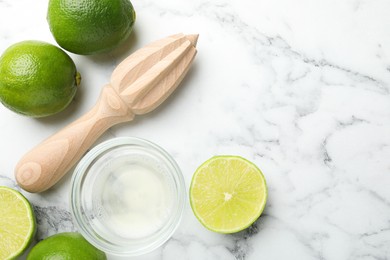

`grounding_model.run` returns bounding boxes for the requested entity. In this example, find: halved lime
[190,156,267,233]
[0,186,36,260]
